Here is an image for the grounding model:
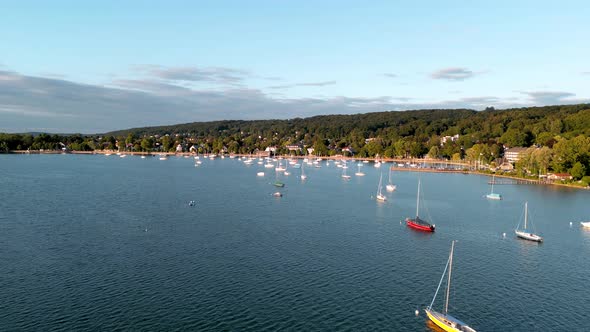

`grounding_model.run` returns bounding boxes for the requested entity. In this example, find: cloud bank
[1,67,588,134]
